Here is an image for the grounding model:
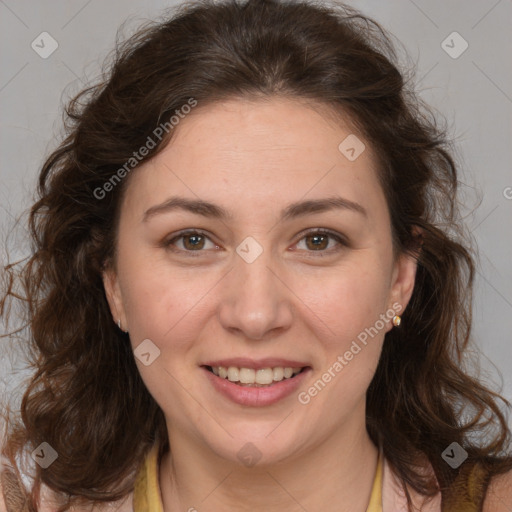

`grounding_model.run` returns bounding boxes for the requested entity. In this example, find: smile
[202,364,311,406]
[207,365,304,386]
